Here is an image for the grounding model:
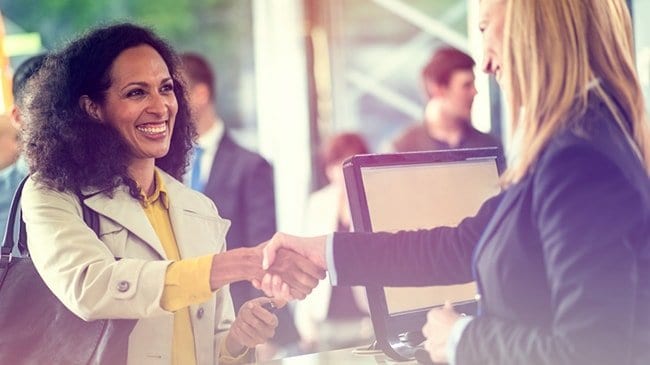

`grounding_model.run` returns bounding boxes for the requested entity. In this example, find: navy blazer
[333,96,650,364]
[203,133,299,345]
